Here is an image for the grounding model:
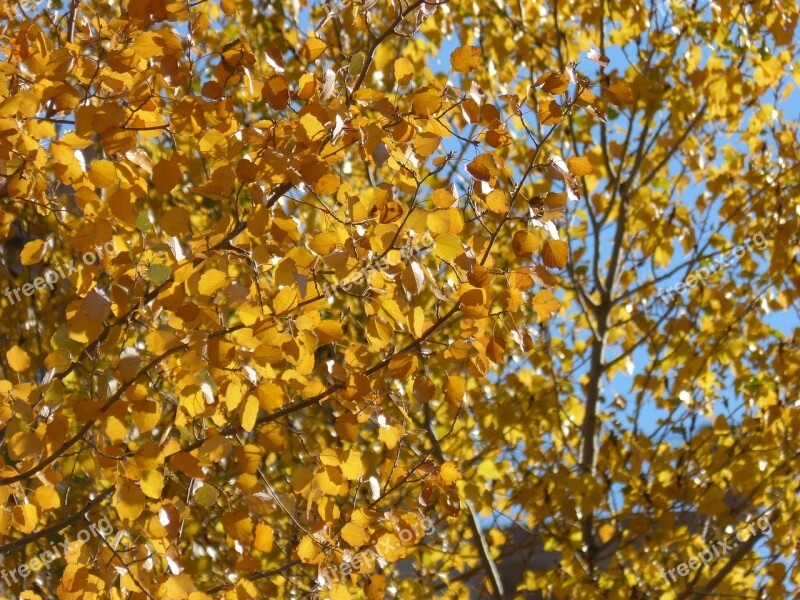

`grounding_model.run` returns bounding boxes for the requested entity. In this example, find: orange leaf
[567,156,593,177]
